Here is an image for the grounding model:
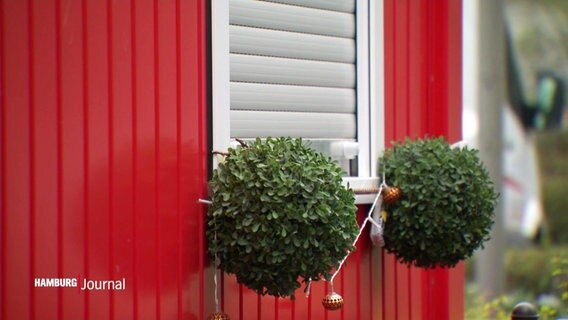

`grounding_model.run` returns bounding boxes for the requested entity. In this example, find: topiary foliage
[379,137,498,268]
[207,137,359,298]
